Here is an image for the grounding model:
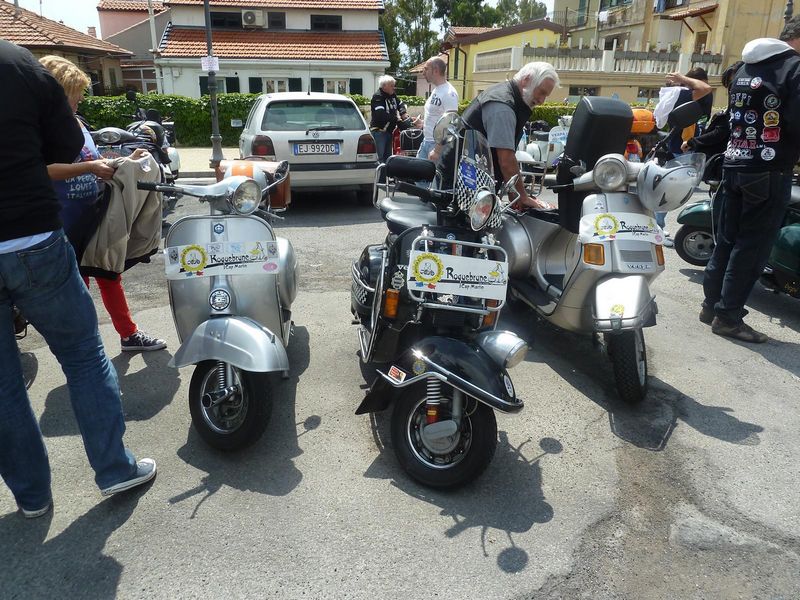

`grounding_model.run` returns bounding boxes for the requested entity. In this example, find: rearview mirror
[433,111,461,145]
[667,101,703,130]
